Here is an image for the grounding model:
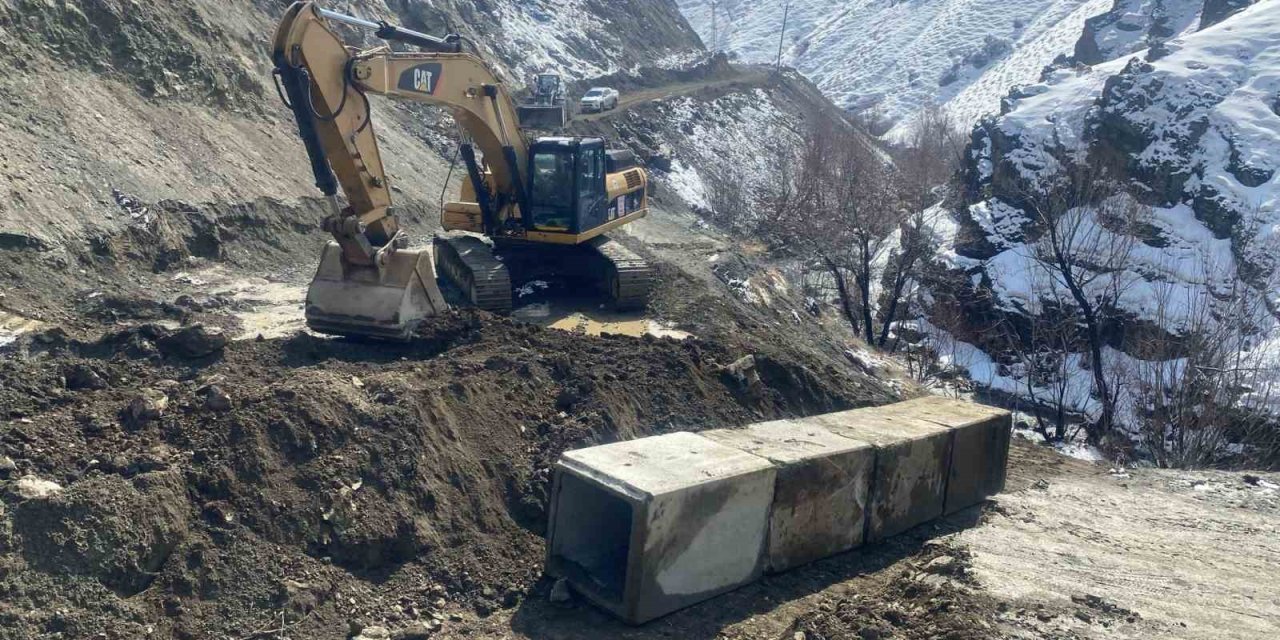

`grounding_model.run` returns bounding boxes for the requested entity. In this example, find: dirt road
[572,69,774,123]
[960,462,1280,639]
